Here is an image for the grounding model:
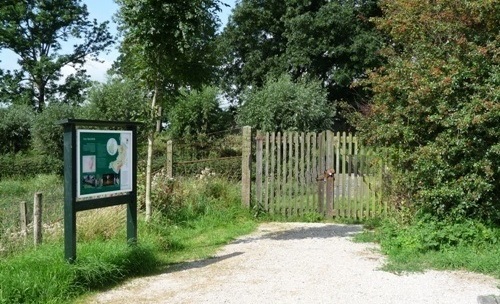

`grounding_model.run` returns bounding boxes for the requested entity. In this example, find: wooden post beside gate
[317,169,335,217]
